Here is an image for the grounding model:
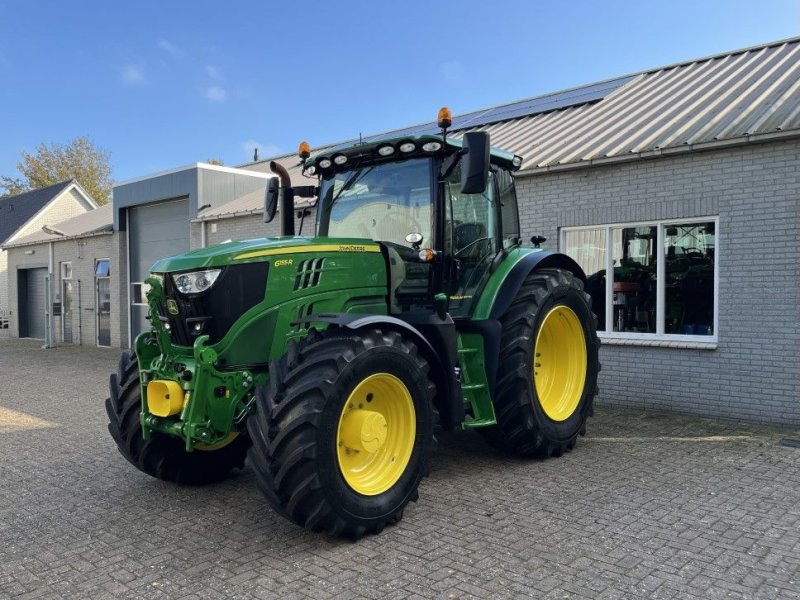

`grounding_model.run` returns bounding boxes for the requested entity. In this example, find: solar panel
[363,74,634,144]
